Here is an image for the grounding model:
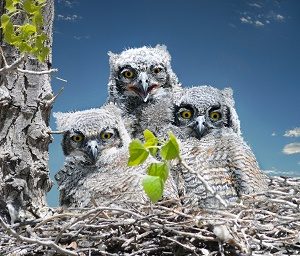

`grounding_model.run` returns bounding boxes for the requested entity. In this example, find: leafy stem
[128,129,228,207]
